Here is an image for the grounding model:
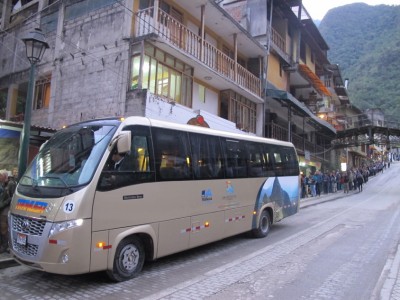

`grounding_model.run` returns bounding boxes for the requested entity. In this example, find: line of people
[301,162,387,199]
